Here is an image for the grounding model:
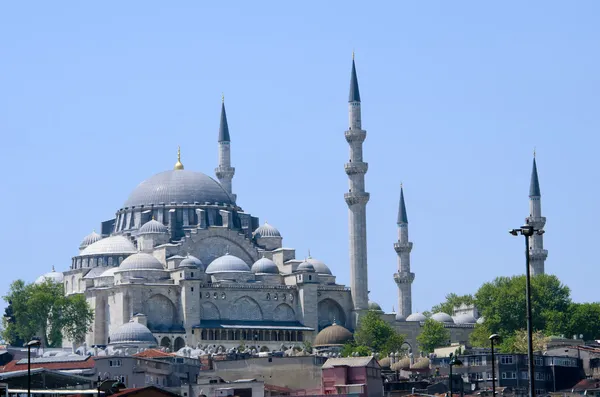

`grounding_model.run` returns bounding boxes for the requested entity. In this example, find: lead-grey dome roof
[251,257,279,274]
[80,231,102,249]
[206,254,251,274]
[297,261,315,272]
[253,222,281,238]
[124,169,234,208]
[35,268,64,285]
[109,321,157,345]
[431,312,454,323]
[80,236,137,256]
[179,255,204,270]
[454,313,477,324]
[368,301,382,311]
[118,253,164,271]
[406,312,427,322]
[305,257,332,275]
[138,219,168,235]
